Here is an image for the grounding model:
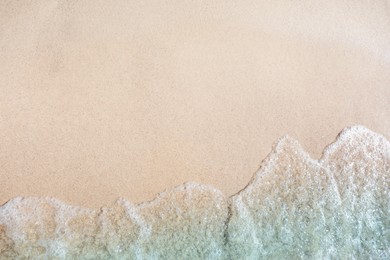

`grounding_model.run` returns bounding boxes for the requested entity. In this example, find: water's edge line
[1,124,388,210]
